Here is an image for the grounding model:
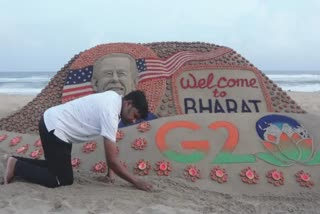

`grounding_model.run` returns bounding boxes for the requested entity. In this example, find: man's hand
[104,137,153,191]
[133,178,153,191]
